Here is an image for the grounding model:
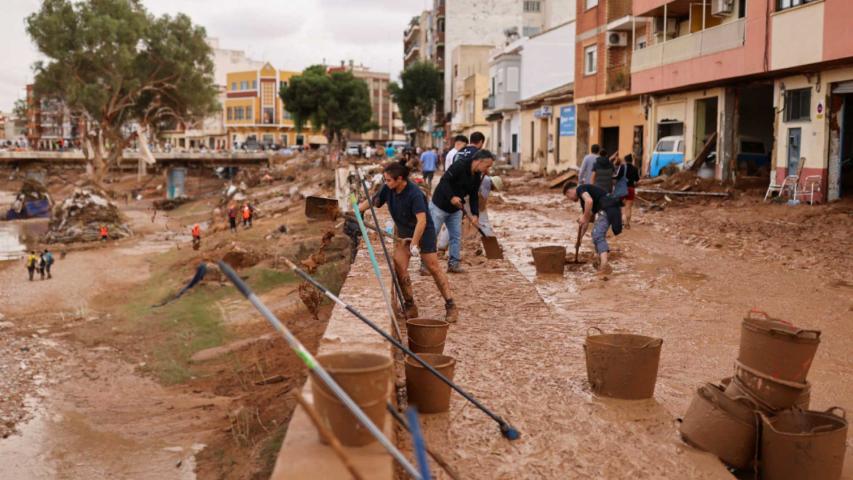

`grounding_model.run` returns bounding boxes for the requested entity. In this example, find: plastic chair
[797,175,822,205]
[764,157,805,202]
